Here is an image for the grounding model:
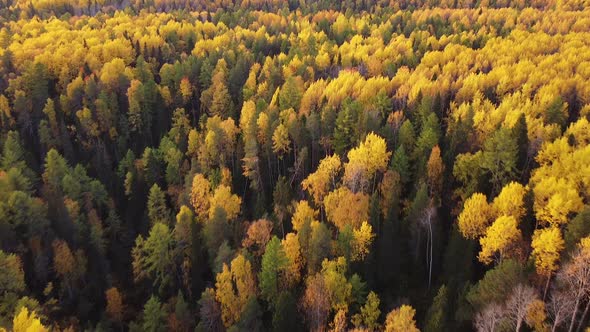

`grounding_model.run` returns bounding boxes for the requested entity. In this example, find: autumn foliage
[1,0,590,331]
